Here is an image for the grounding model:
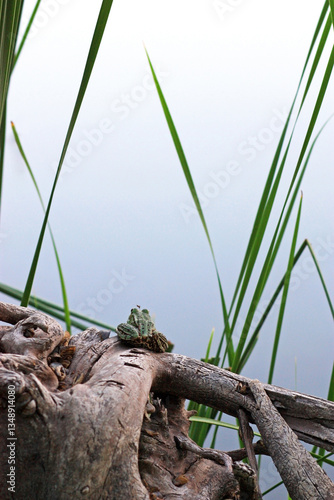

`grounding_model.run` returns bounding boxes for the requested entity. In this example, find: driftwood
[0,302,333,499]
